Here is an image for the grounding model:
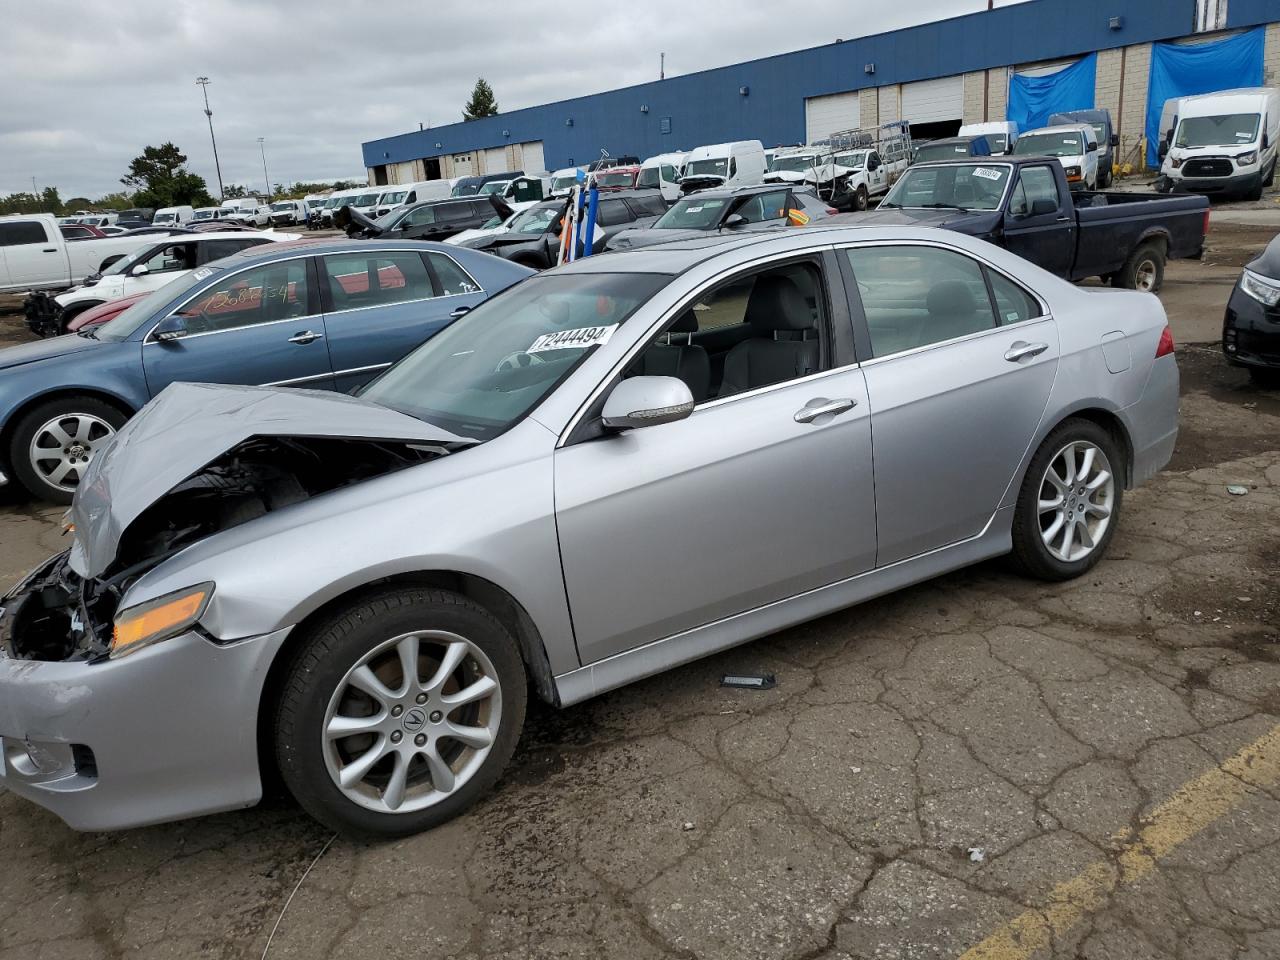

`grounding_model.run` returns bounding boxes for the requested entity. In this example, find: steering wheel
[495,351,545,373]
